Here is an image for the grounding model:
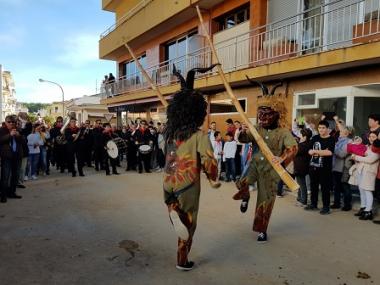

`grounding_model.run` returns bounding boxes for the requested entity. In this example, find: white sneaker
[169,210,189,241]
[24,176,29,181]
[32,175,38,180]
